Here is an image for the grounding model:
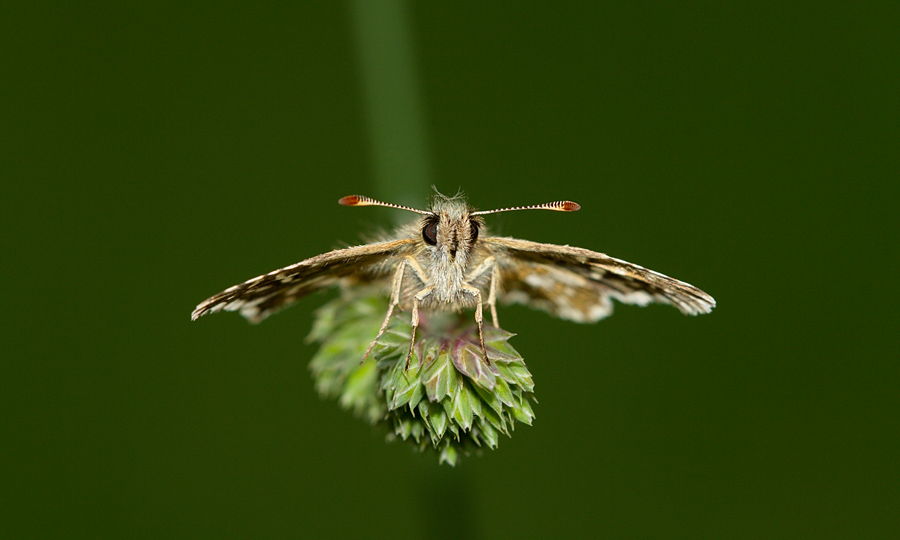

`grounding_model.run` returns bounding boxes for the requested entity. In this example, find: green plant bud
[308,288,535,465]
